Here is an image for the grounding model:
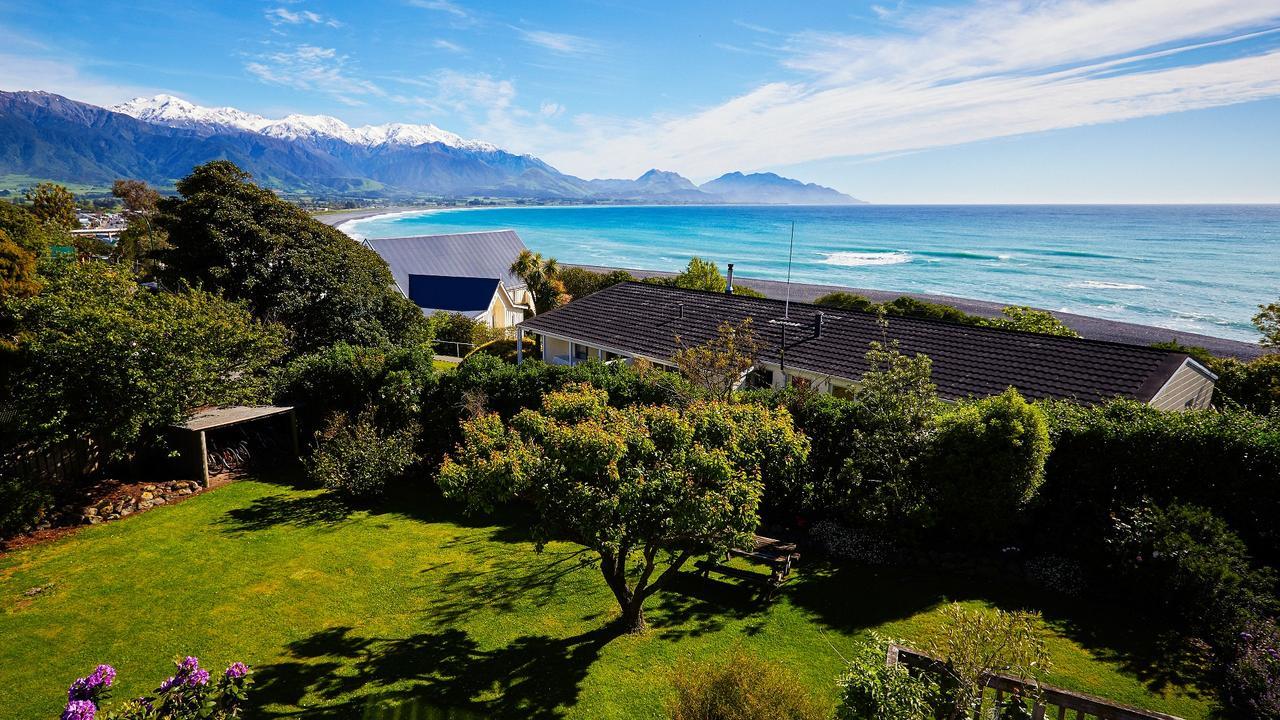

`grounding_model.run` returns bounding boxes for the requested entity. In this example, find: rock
[139,500,153,510]
[152,497,166,505]
[143,484,156,492]
[140,492,154,501]
[84,507,98,517]
[178,488,192,495]
[106,513,120,521]
[119,508,132,517]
